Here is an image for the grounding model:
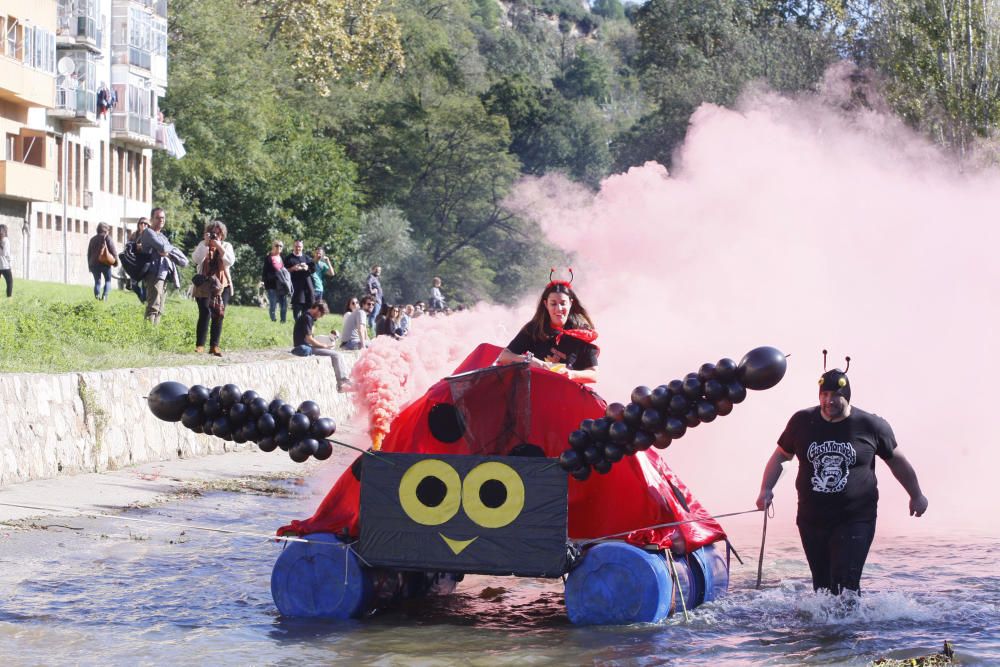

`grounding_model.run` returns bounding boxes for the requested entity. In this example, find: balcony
[51,87,99,126]
[0,56,56,109]
[111,111,157,147]
[56,15,103,52]
[0,160,56,202]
